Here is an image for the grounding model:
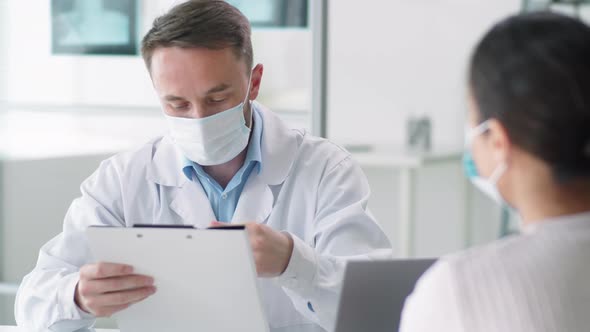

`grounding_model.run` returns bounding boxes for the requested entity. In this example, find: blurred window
[226,0,308,27]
